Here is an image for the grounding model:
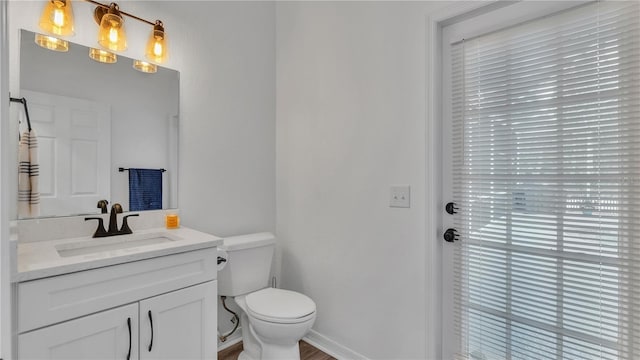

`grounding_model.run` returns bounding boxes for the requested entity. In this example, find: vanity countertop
[14,227,223,282]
